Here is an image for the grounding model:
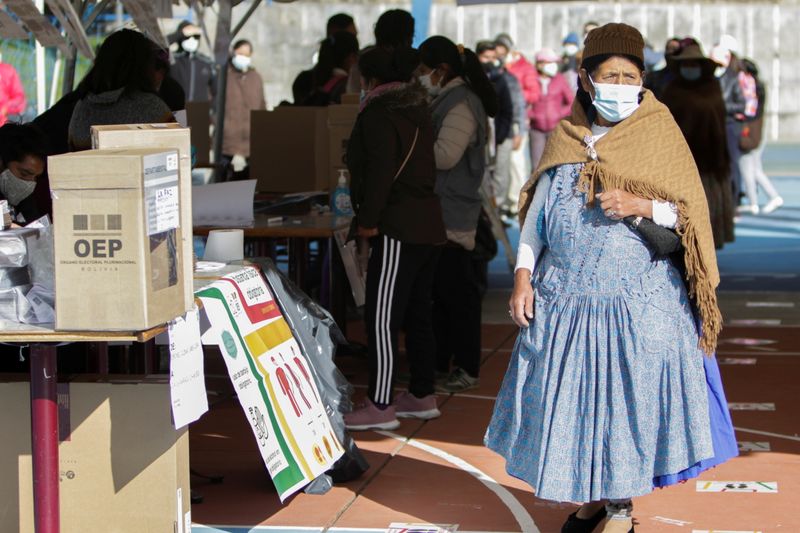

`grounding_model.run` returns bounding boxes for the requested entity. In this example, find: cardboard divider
[251,104,358,194]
